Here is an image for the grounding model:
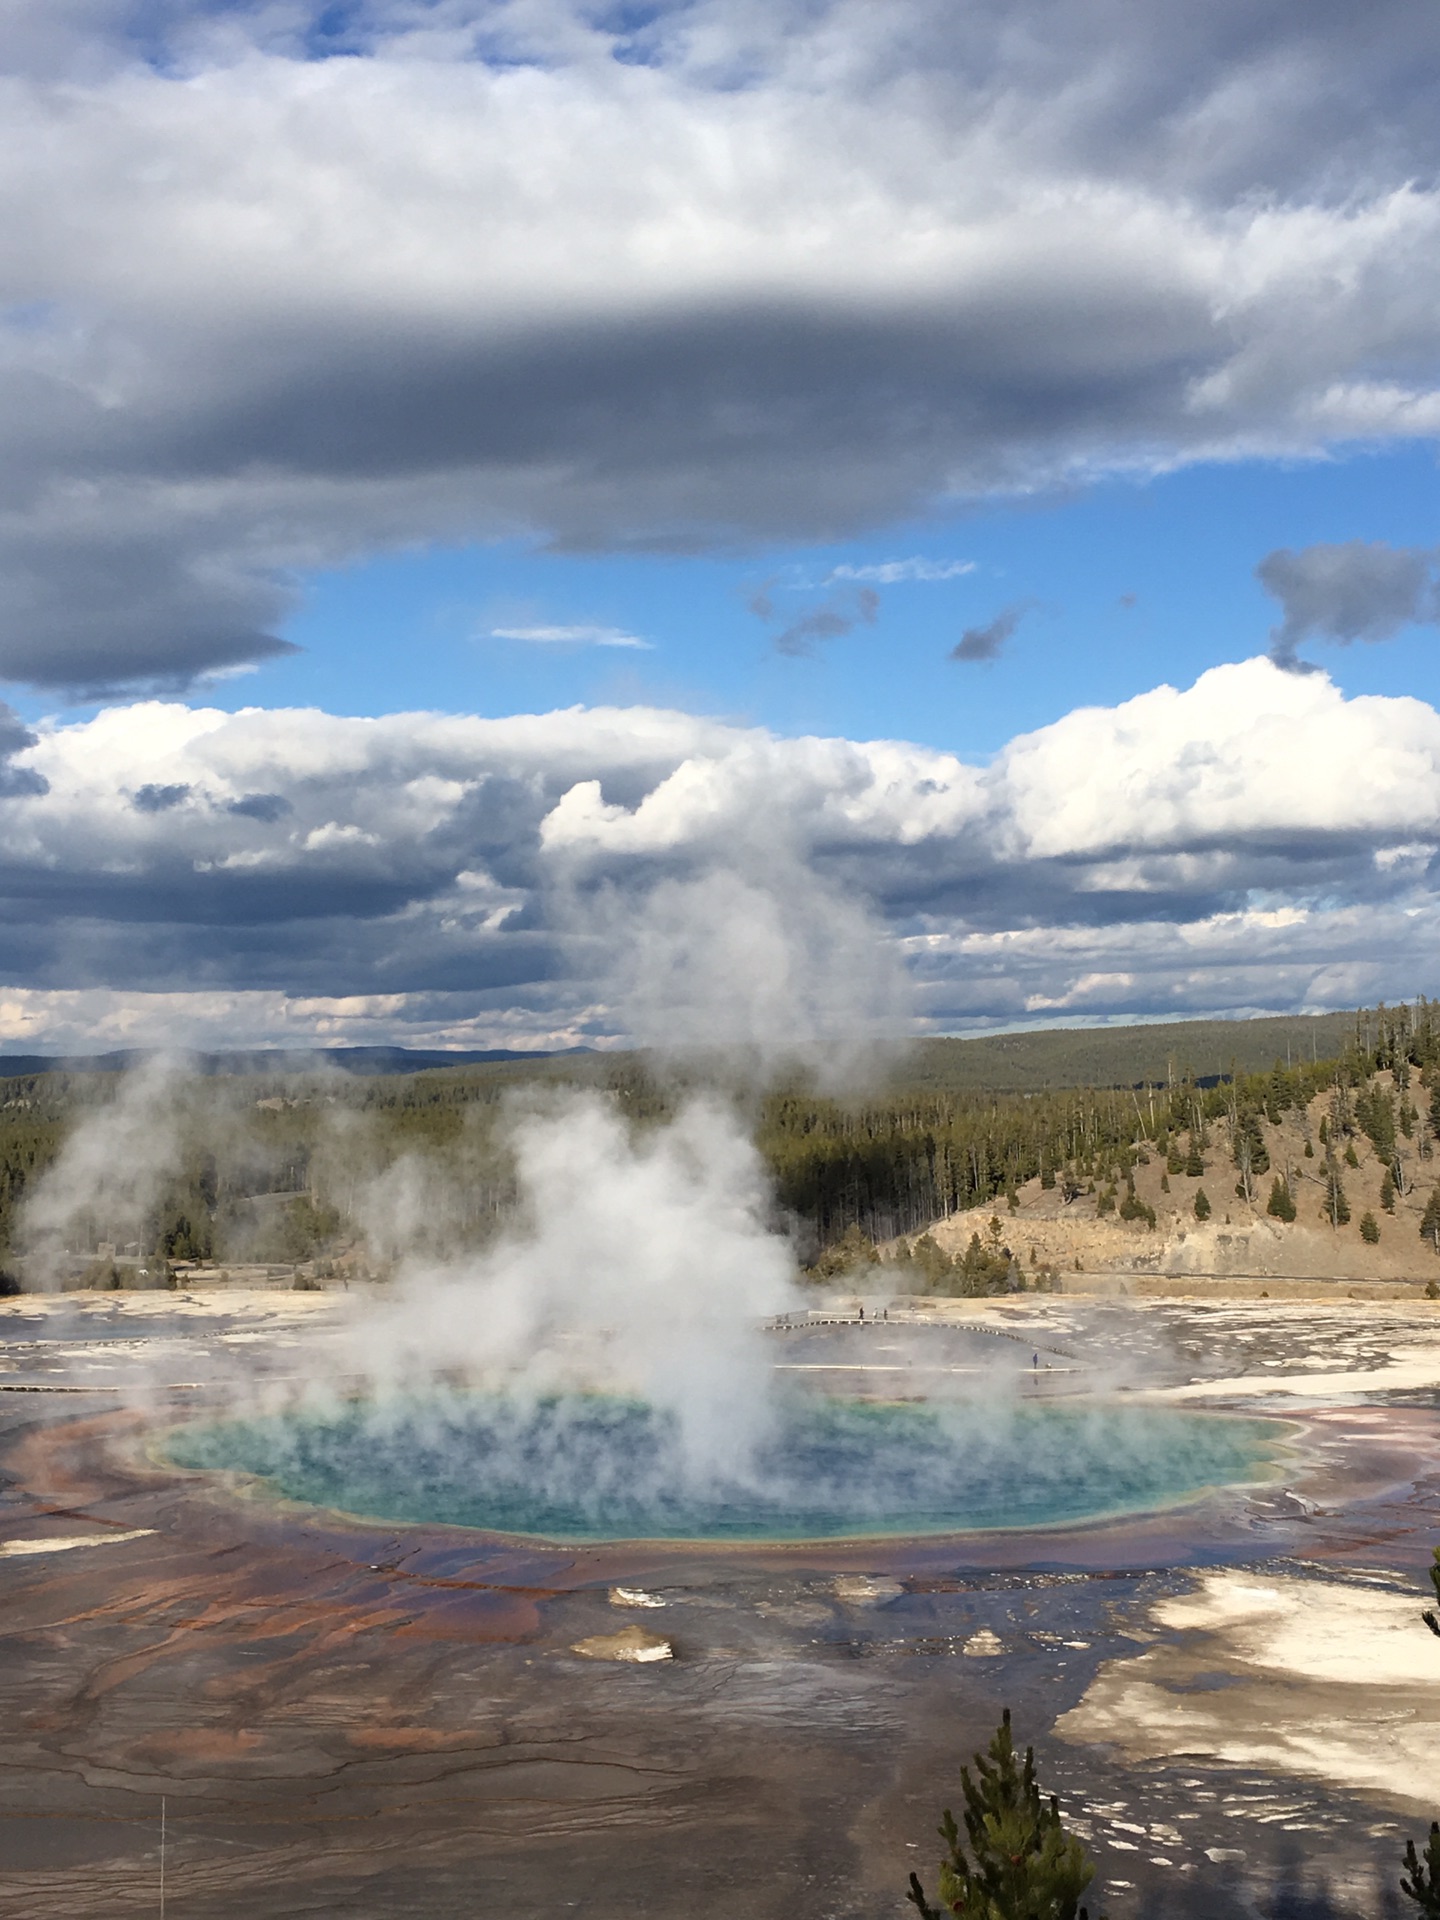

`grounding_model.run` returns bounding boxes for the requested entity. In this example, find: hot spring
[165,1392,1287,1543]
